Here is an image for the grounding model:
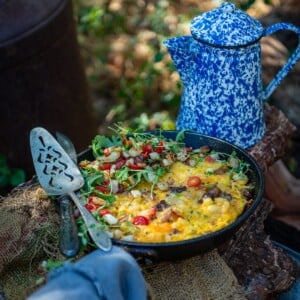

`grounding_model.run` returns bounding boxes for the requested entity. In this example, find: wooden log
[222,105,297,298]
